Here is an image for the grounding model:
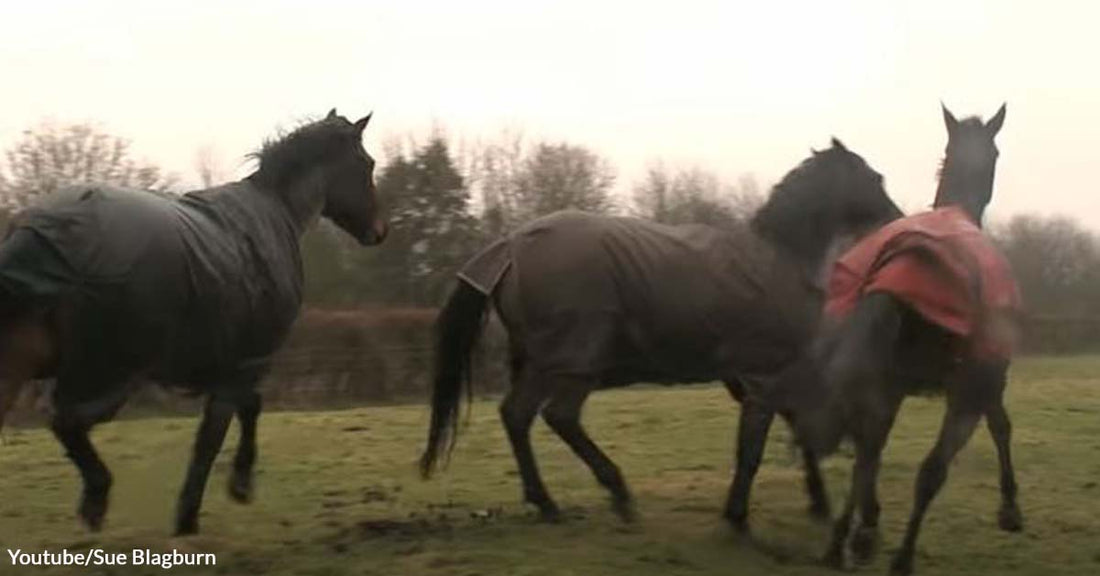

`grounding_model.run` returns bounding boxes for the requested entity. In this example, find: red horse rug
[825,206,1022,359]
